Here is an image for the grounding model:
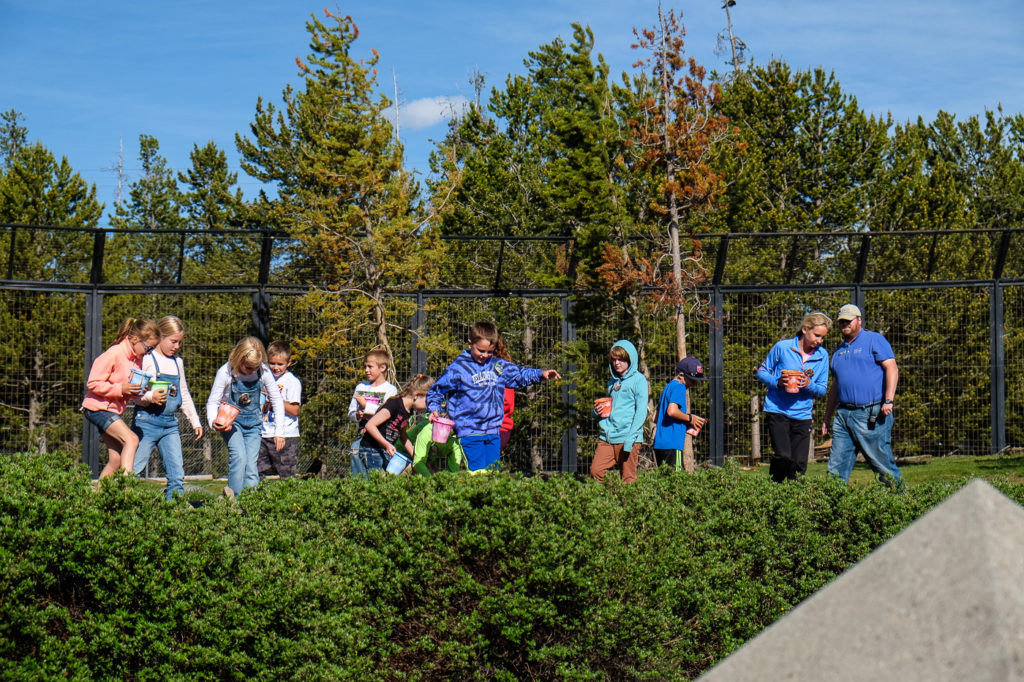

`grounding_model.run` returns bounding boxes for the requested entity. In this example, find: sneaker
[222,485,236,501]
